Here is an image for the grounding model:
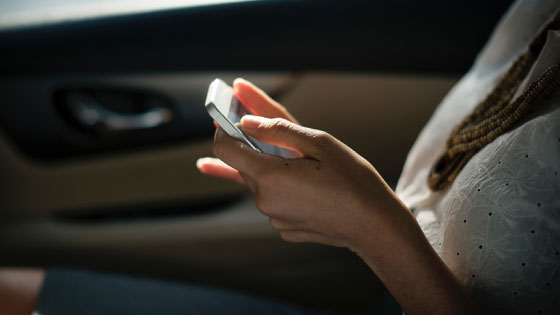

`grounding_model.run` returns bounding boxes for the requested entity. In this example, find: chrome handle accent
[65,92,173,132]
